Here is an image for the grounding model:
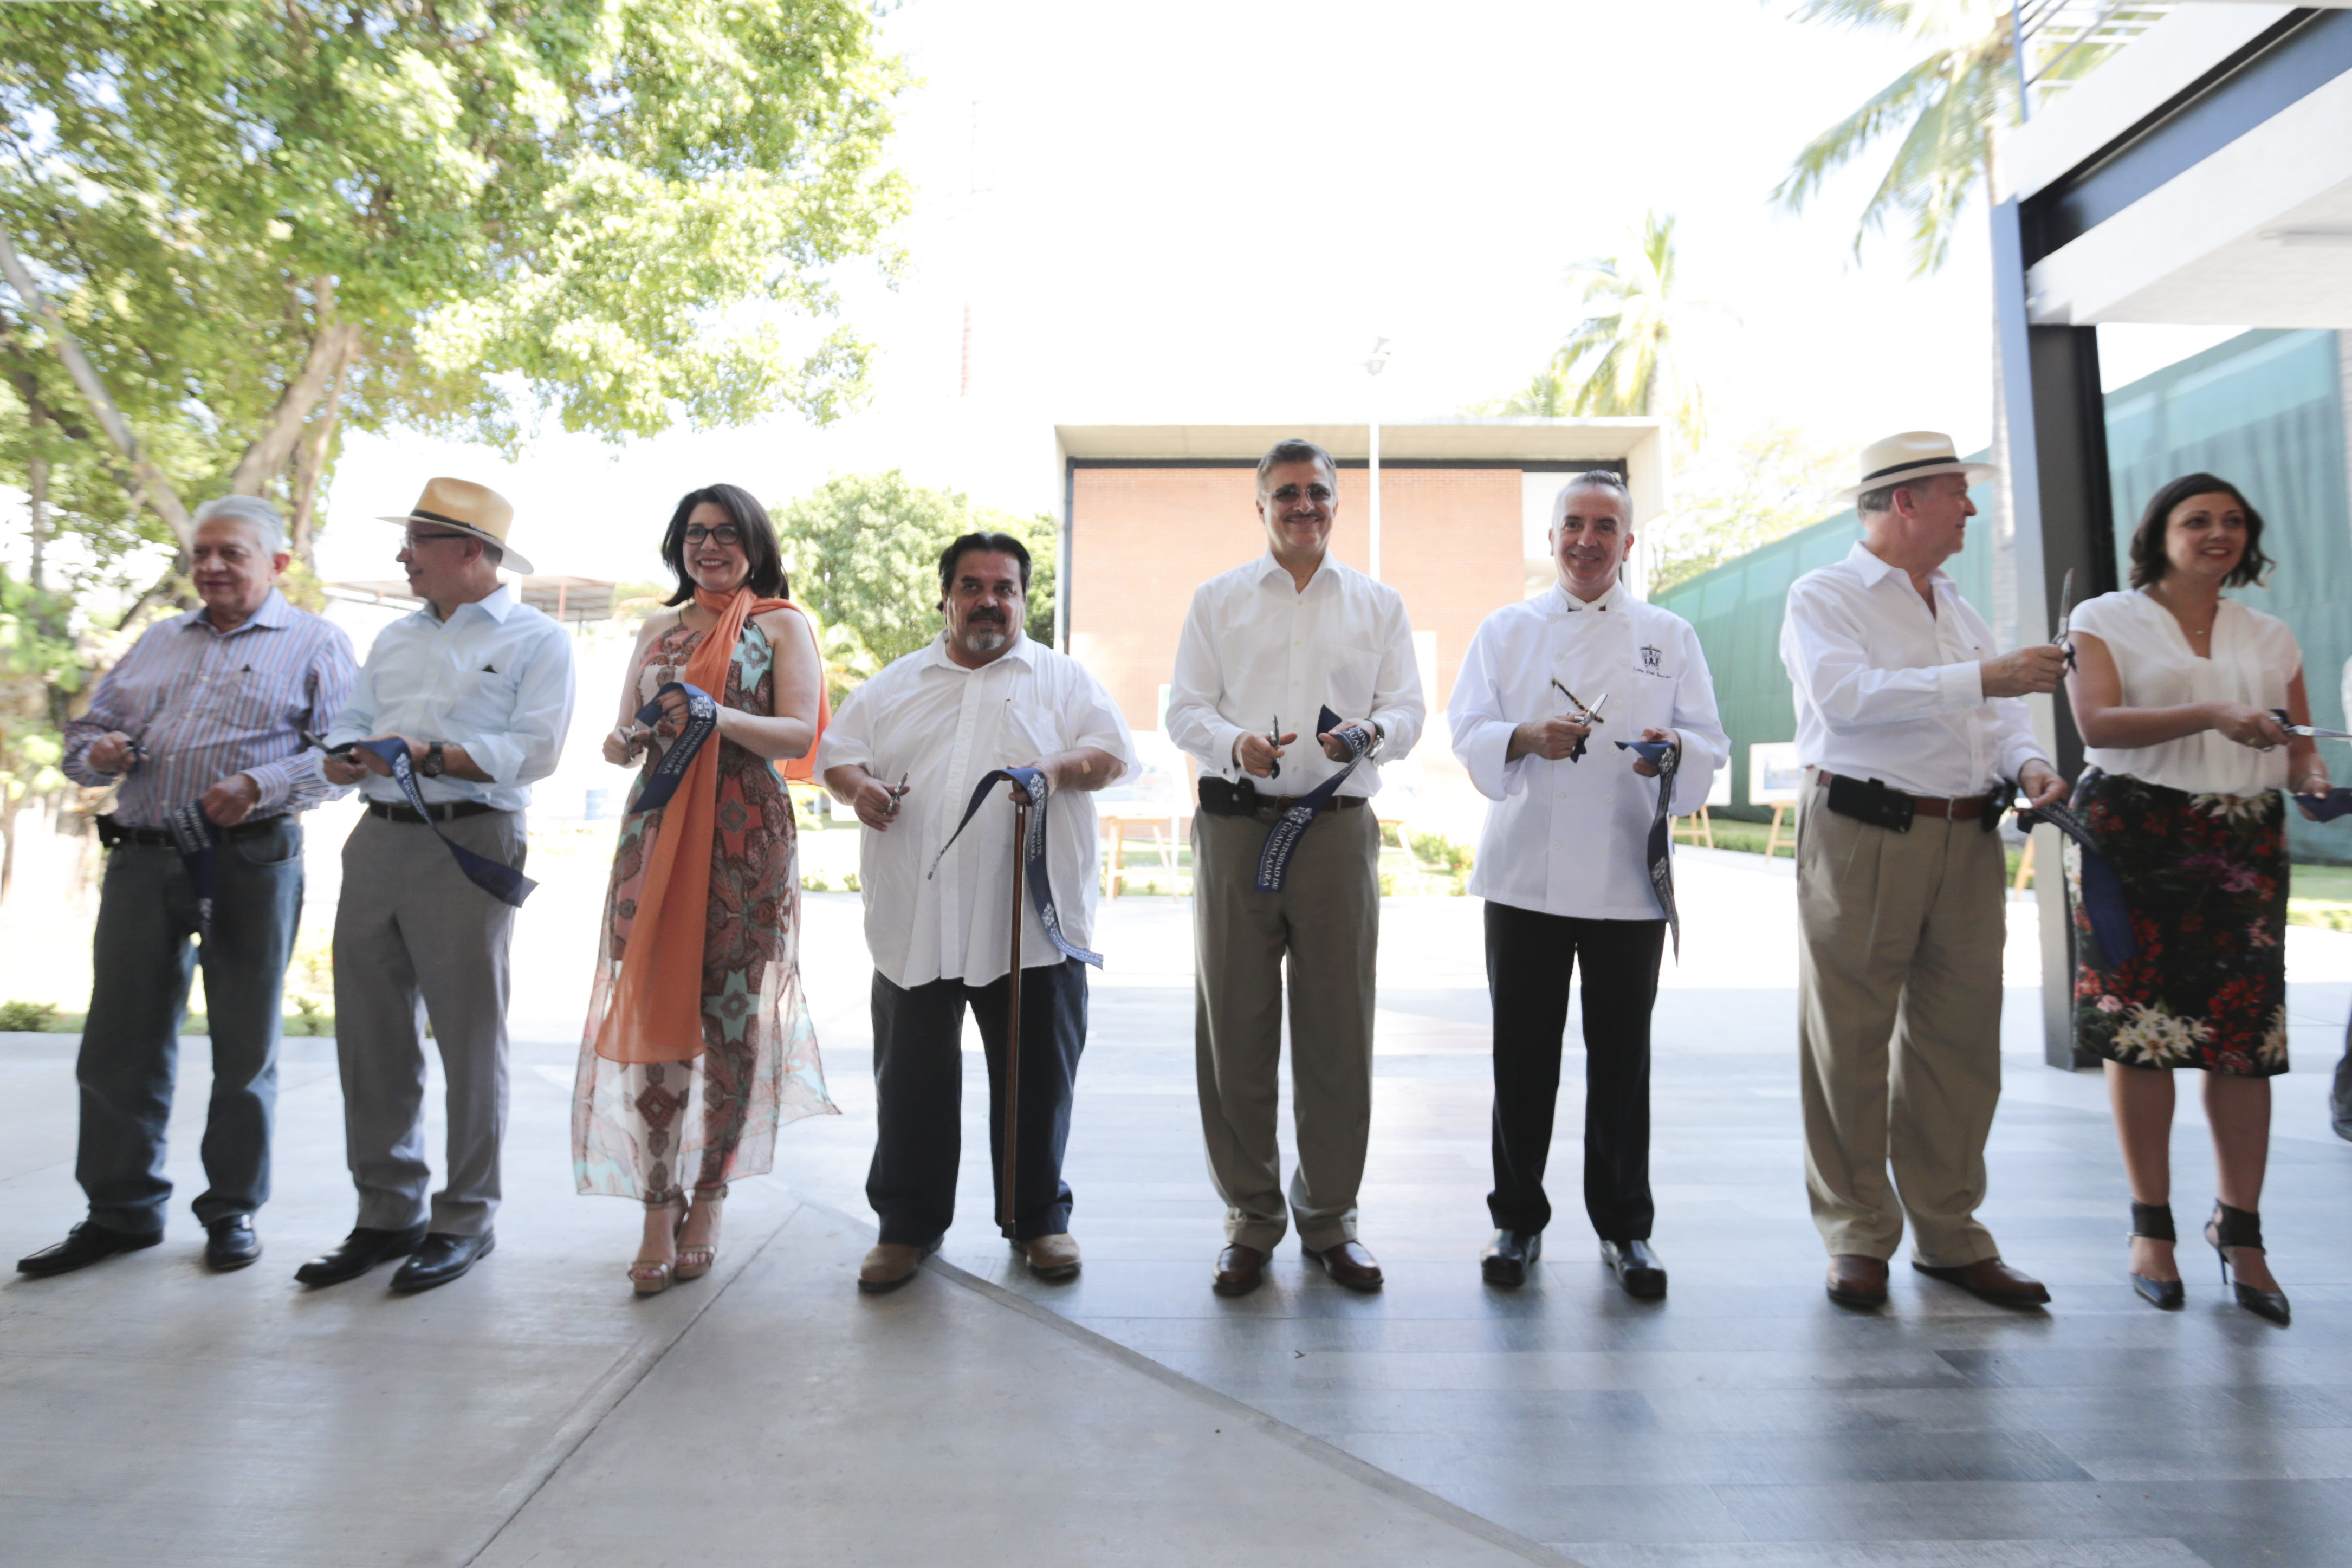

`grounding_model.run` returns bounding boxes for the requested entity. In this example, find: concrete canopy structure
[1053,418,1667,736]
